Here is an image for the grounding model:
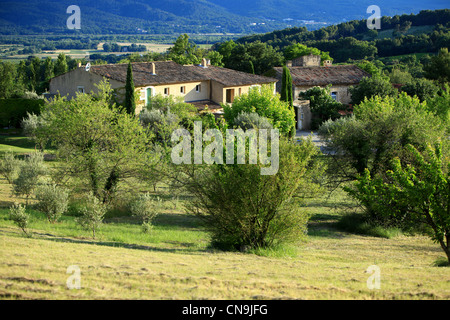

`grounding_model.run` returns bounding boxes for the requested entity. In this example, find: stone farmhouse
[272,54,370,130]
[49,59,277,115]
